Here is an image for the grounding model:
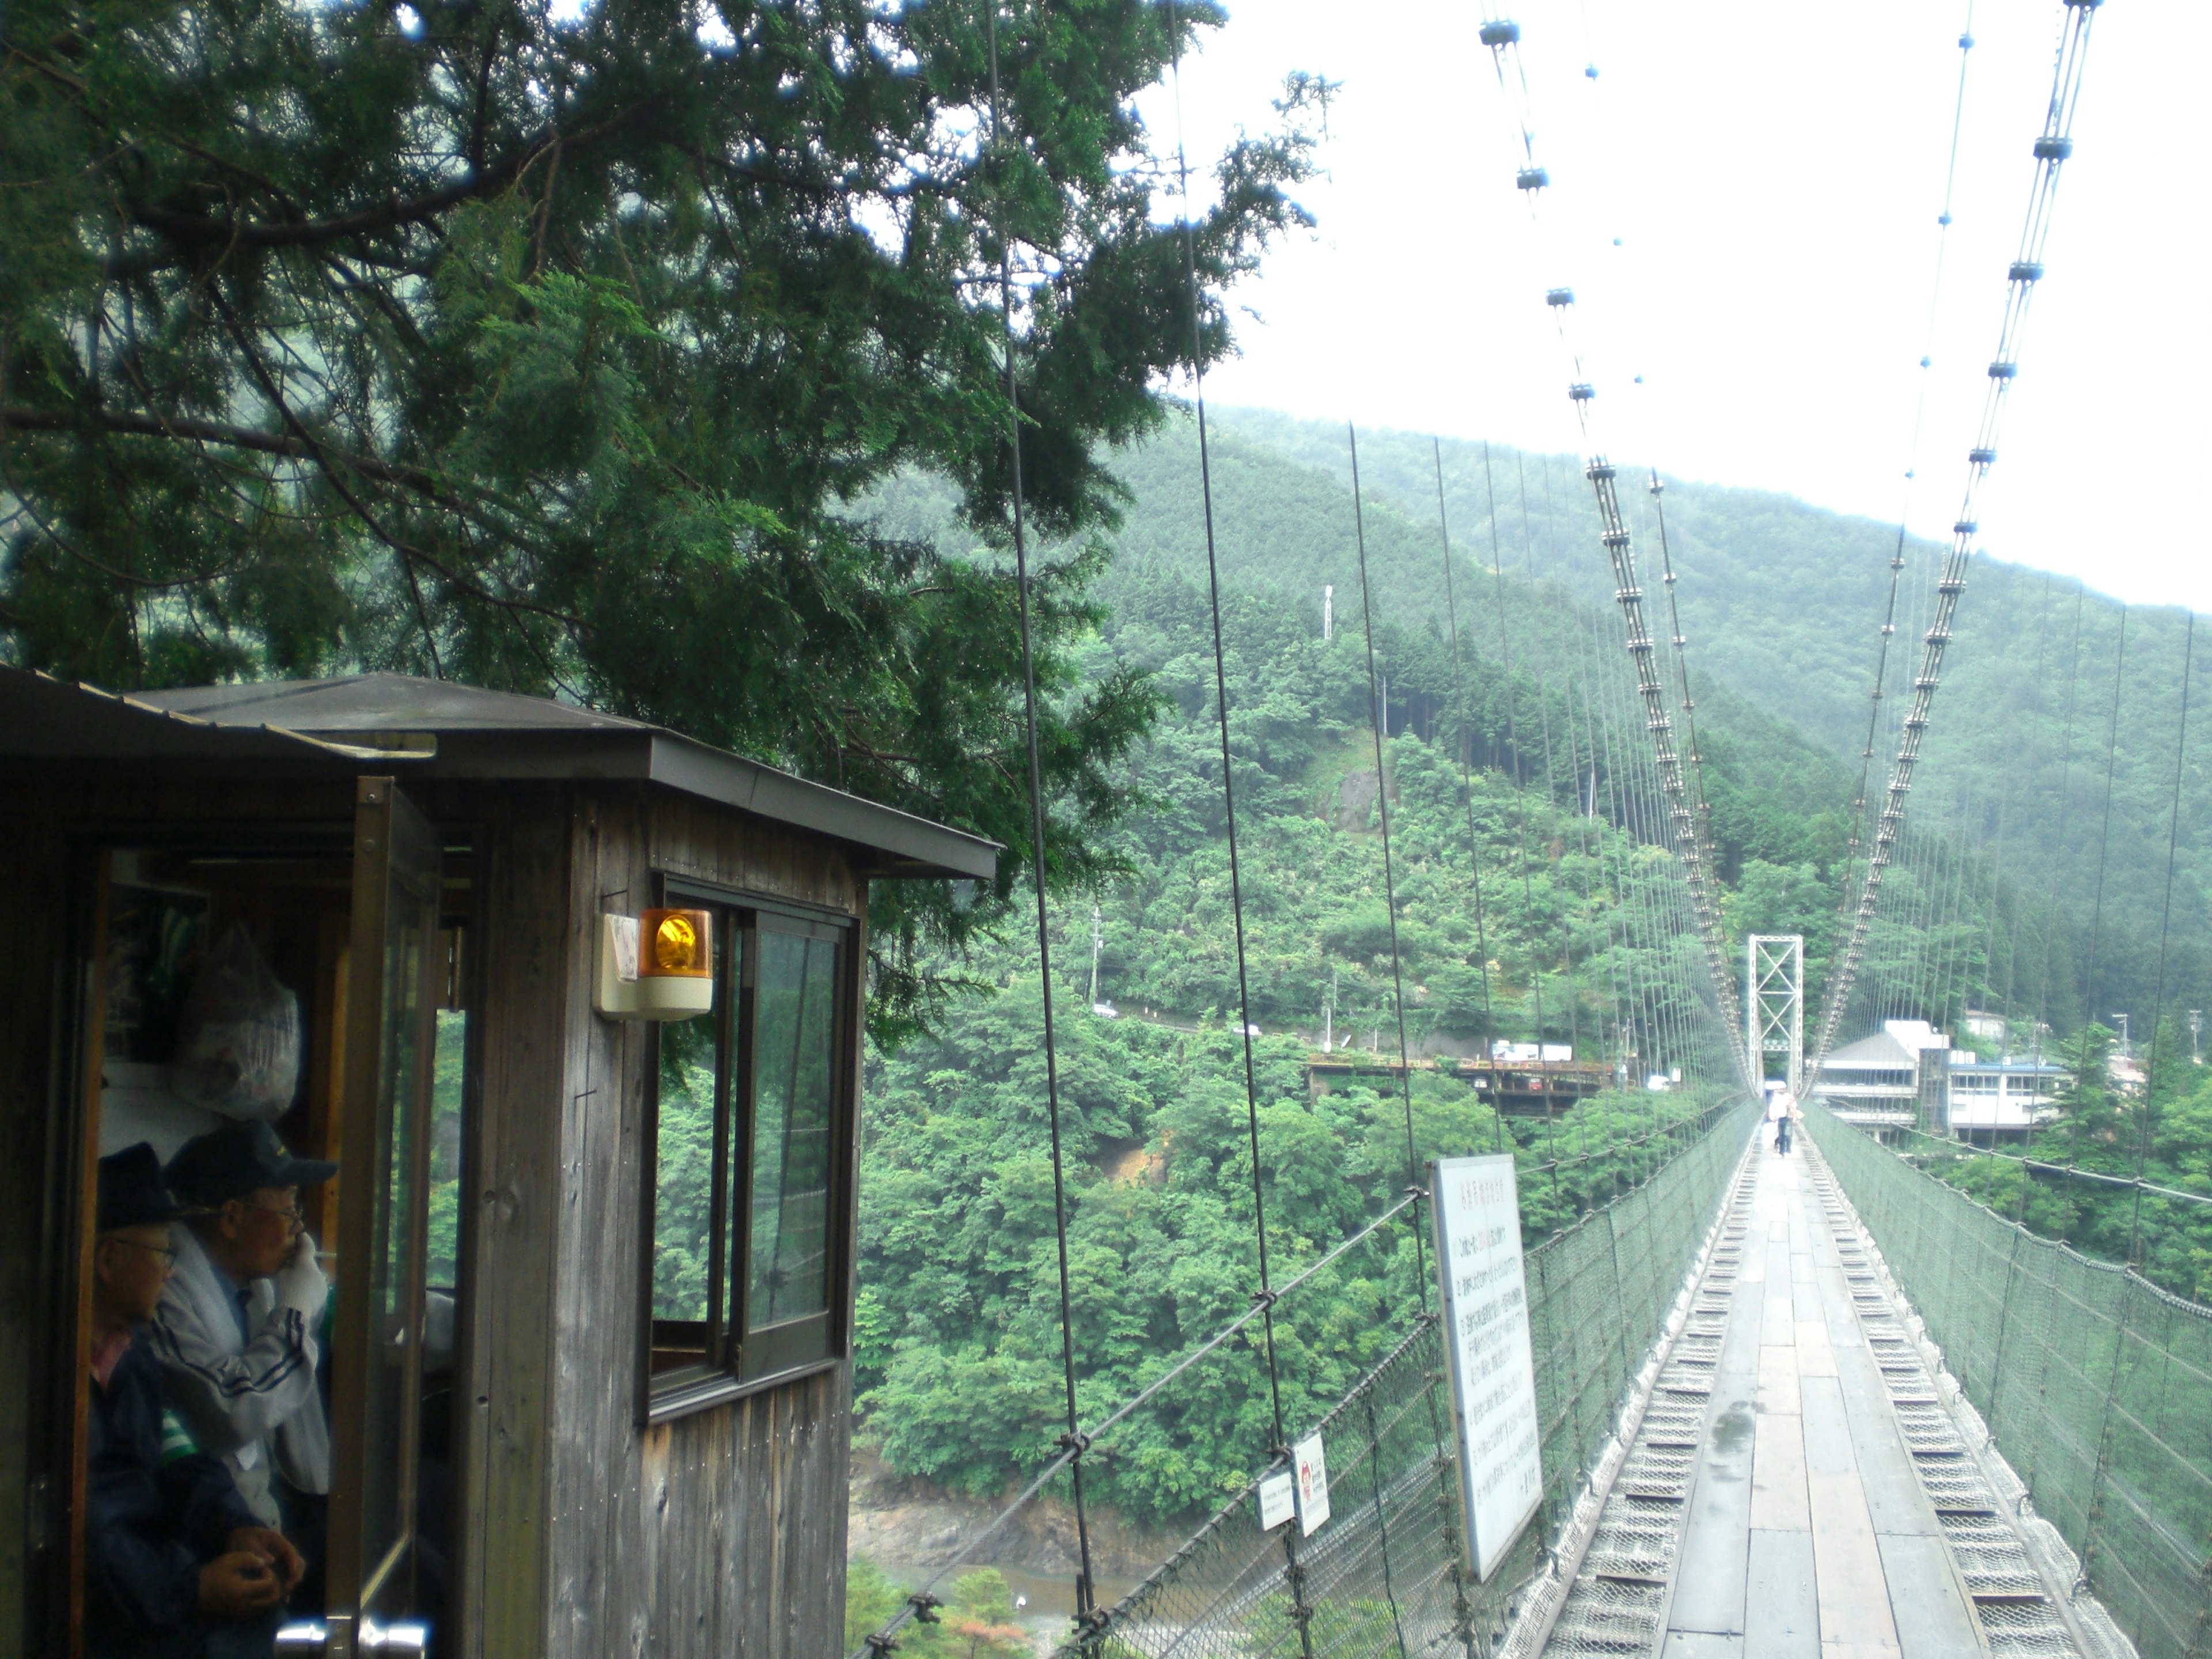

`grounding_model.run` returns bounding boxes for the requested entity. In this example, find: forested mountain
[1206,408,2211,1039]
[848,408,2129,1520]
